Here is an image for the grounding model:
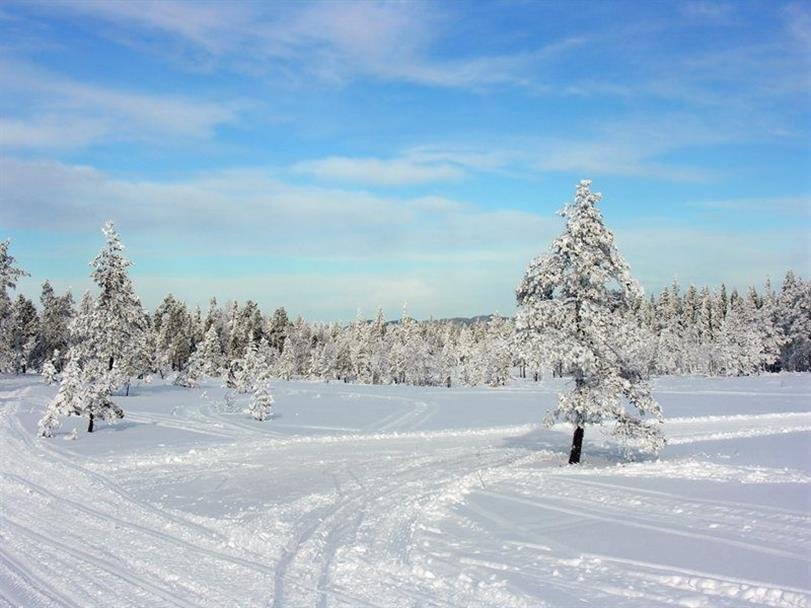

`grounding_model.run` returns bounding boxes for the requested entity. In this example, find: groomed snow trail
[1,374,809,607]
